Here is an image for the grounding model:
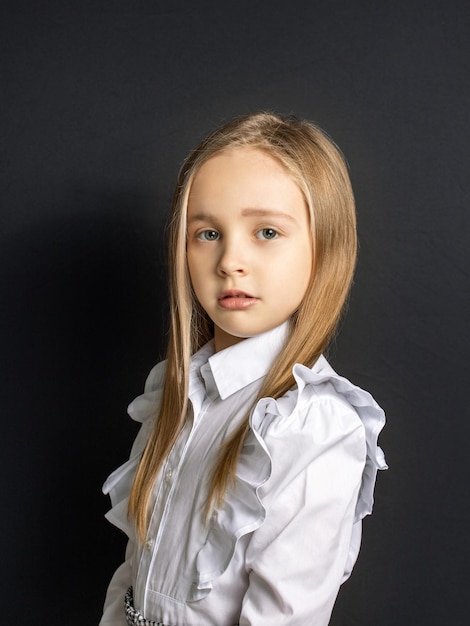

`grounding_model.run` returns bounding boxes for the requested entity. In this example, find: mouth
[218,290,258,310]
[218,290,255,300]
